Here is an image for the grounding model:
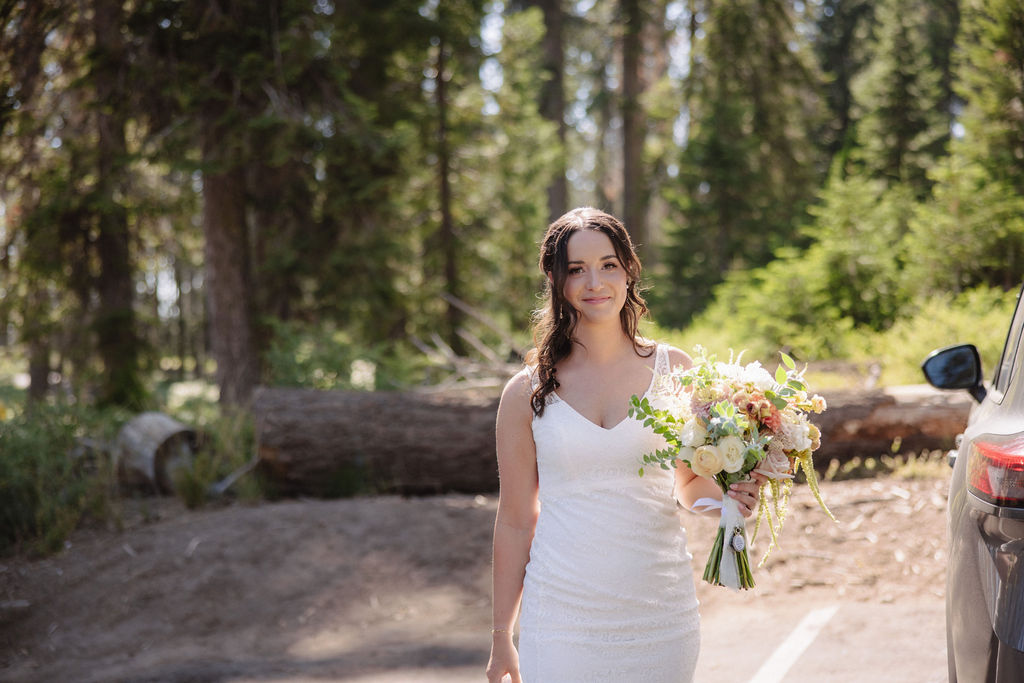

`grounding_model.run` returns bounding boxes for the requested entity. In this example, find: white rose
[679,419,708,448]
[676,445,696,464]
[718,435,746,473]
[690,444,725,478]
[790,422,812,452]
[740,362,776,391]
